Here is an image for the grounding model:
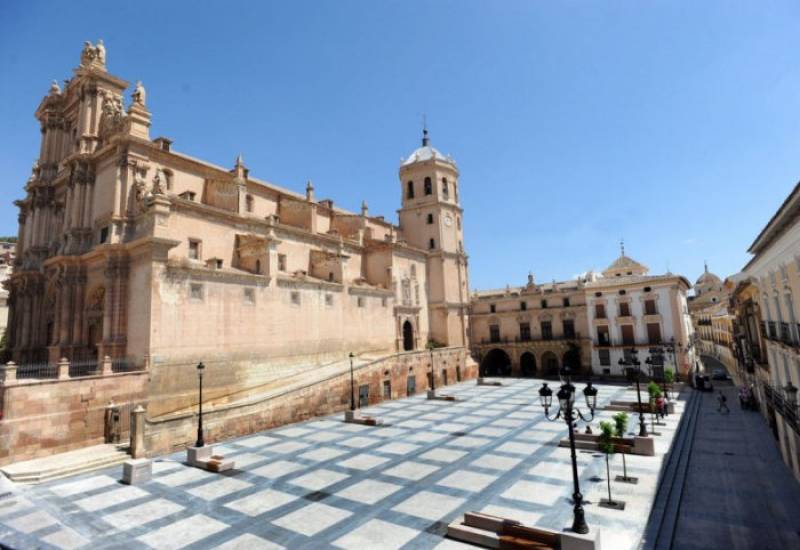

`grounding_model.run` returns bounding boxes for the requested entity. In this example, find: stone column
[73,274,86,346]
[102,260,115,343]
[0,362,17,385]
[130,405,146,458]
[57,357,69,380]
